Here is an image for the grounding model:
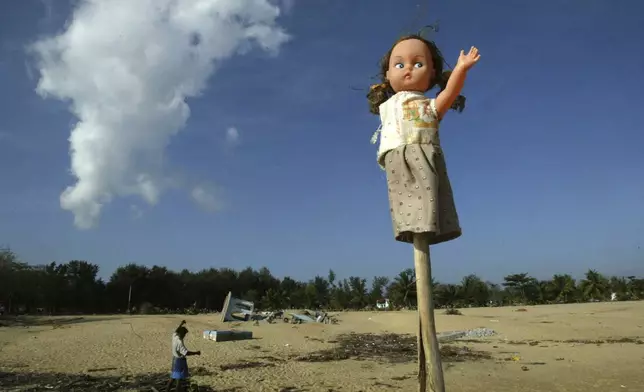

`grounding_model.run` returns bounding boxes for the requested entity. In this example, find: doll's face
[386,39,435,93]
